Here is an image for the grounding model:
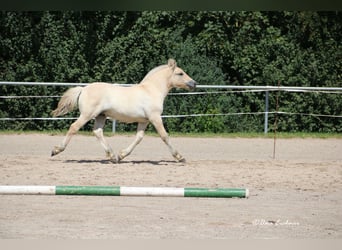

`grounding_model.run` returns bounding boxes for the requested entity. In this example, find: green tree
[0,11,341,133]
